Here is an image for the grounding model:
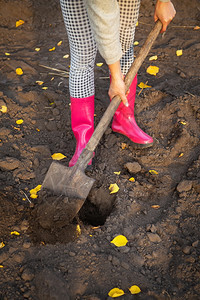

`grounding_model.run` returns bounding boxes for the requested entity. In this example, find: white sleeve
[84,0,122,65]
